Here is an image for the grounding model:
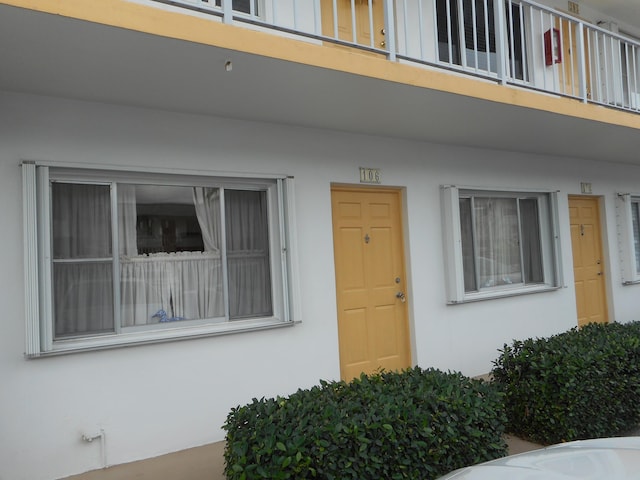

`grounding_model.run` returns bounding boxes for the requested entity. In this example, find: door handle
[396,291,406,302]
